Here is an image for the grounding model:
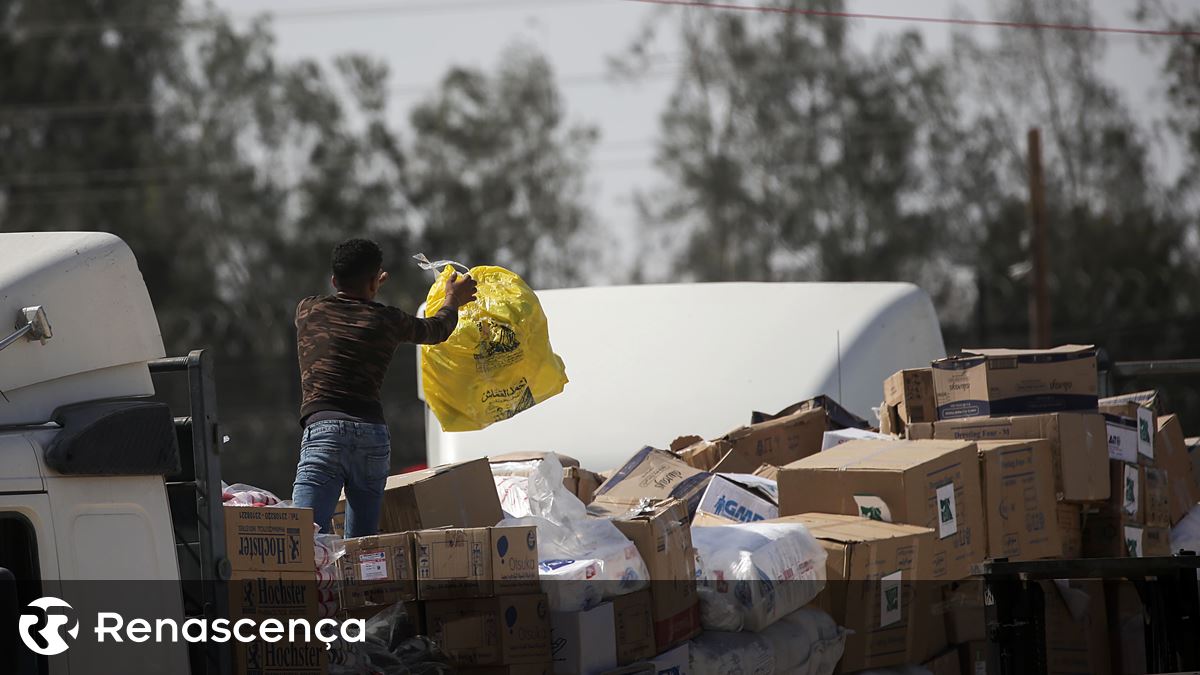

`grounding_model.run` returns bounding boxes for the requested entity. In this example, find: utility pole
[1028,128,1050,348]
